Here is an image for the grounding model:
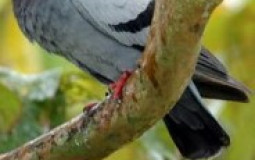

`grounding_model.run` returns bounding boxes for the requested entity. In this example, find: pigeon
[12,0,250,159]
